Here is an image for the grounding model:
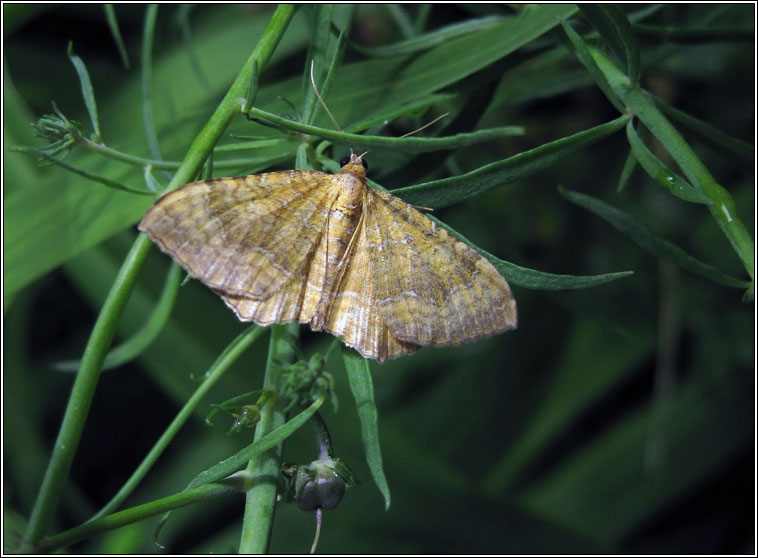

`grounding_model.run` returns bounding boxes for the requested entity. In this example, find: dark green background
[3,4,754,554]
